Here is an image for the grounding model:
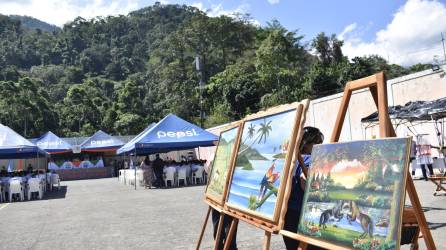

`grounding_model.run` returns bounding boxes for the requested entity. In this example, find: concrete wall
[305,66,446,156]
